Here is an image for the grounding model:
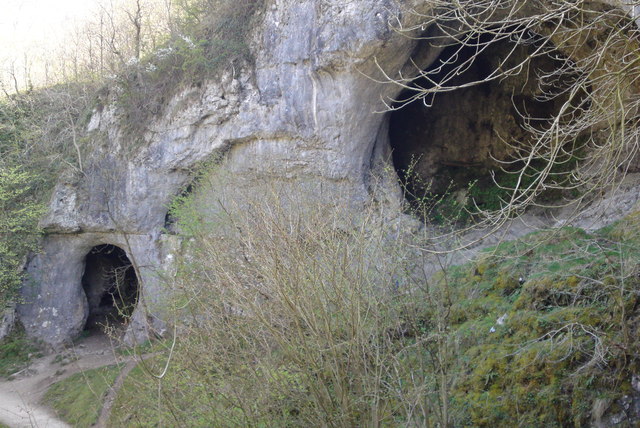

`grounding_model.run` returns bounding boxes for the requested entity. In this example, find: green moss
[493,270,520,296]
[428,215,640,426]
